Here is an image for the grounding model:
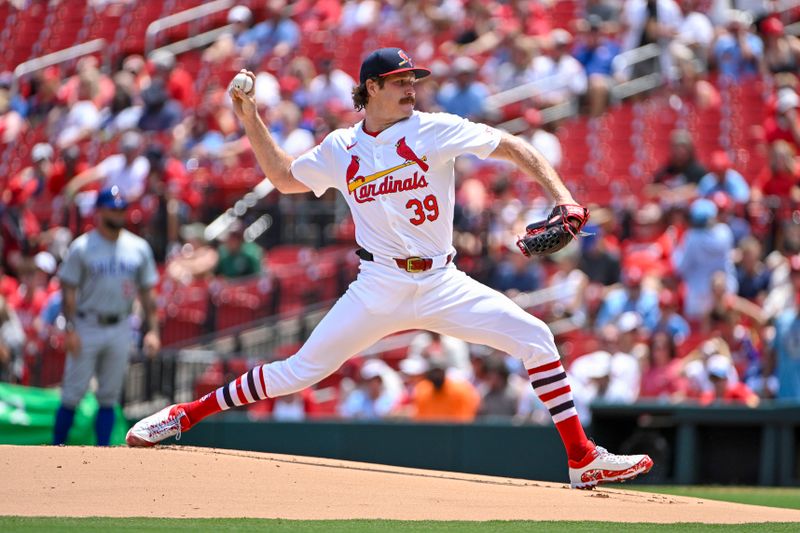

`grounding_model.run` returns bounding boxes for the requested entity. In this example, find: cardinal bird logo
[396,137,429,172]
[398,50,412,67]
[346,155,362,185]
